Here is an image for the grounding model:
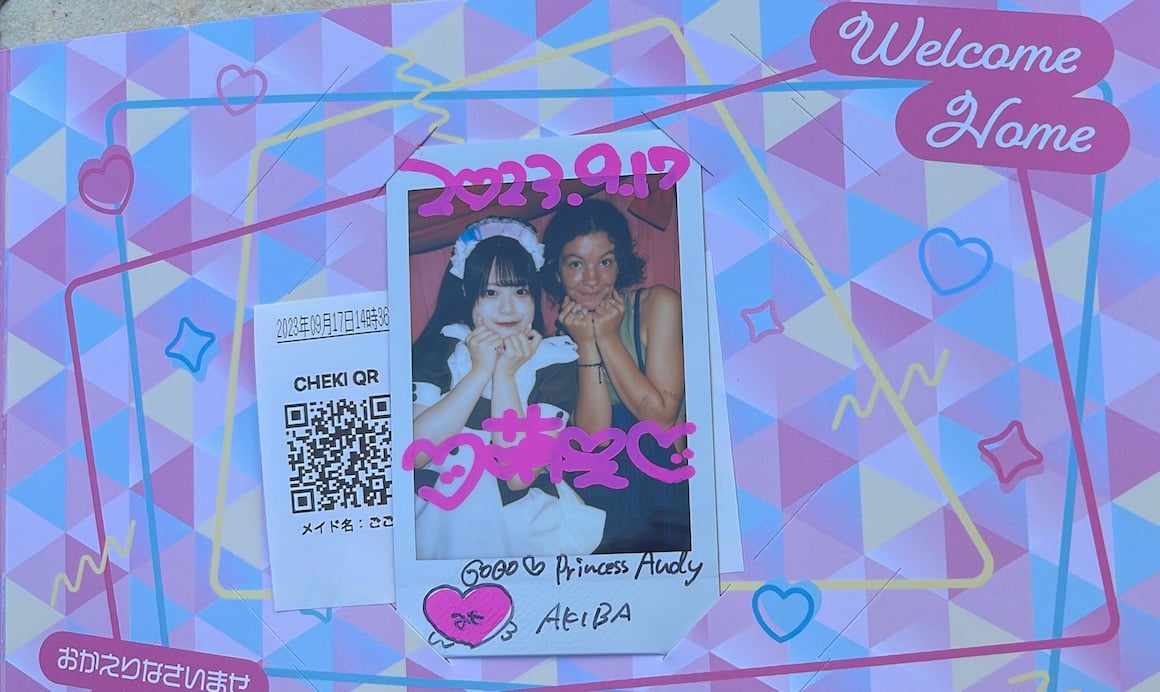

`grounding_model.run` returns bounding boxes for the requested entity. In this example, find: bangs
[464,236,539,298]
[487,252,532,289]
